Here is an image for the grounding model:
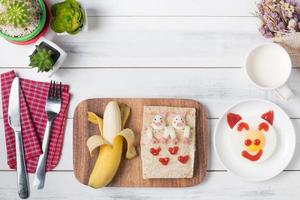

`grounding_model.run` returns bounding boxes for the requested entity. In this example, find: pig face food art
[152,114,166,130]
[170,114,191,144]
[227,110,277,162]
[147,113,191,144]
[172,115,186,130]
[146,114,167,144]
